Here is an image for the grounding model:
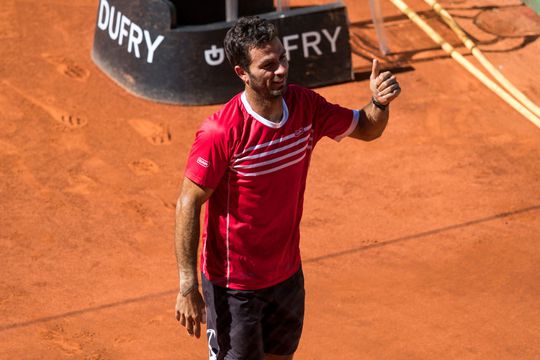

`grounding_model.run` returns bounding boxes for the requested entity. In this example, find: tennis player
[175,16,400,360]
